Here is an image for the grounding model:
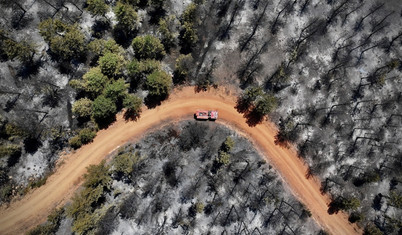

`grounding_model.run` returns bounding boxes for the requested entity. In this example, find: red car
[195,110,218,120]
